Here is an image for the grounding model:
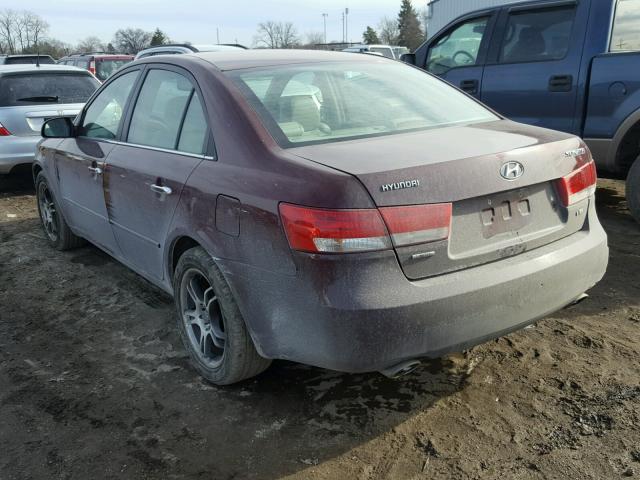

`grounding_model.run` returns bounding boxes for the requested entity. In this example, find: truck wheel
[35,172,85,250]
[627,156,640,223]
[173,246,272,385]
